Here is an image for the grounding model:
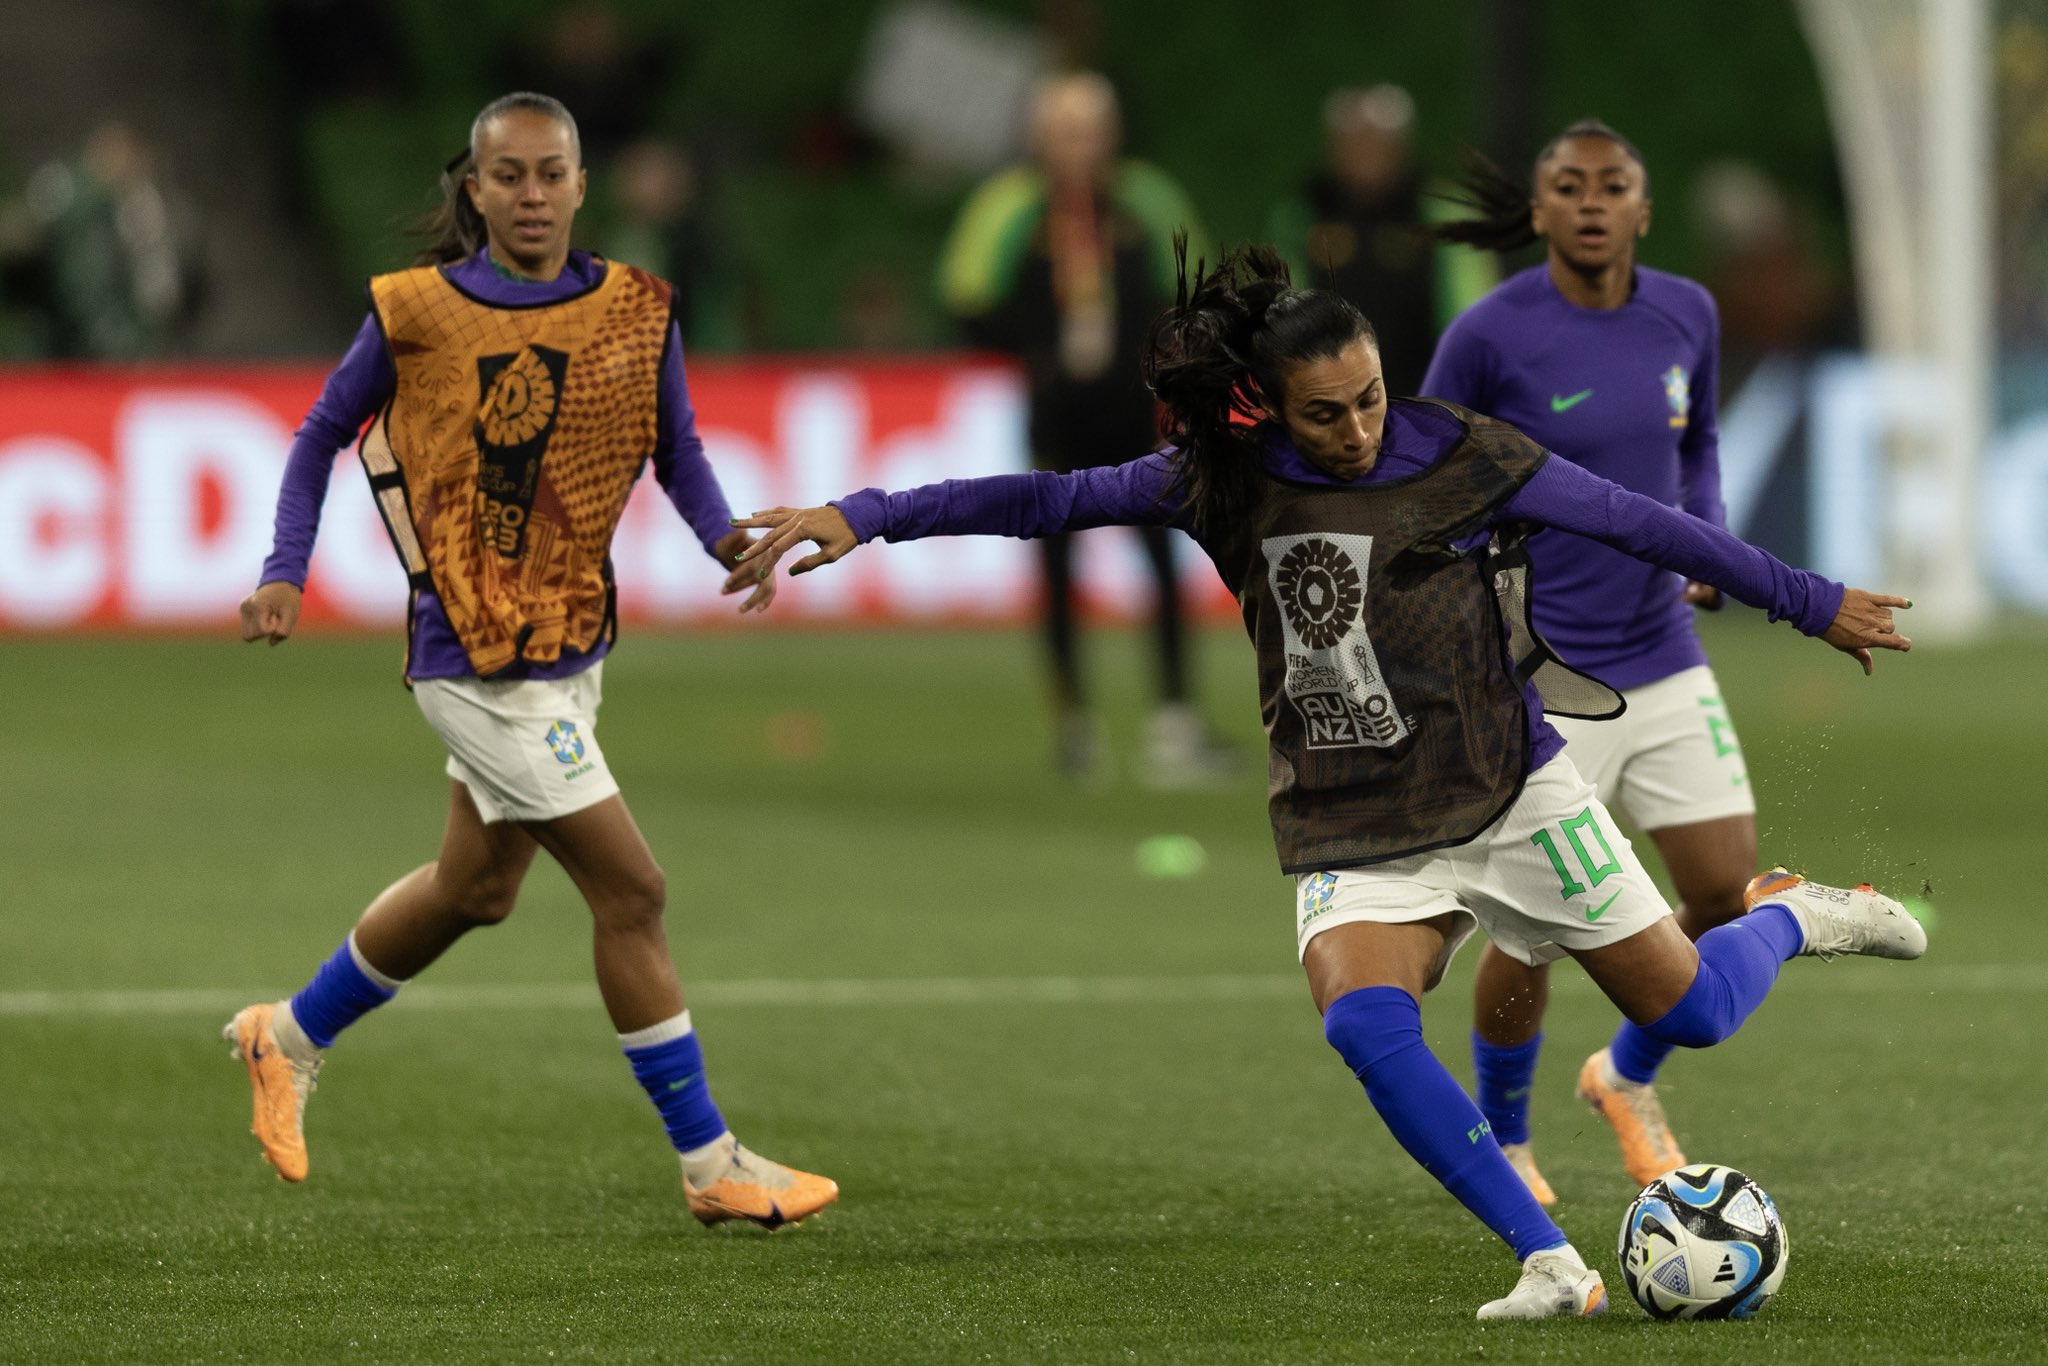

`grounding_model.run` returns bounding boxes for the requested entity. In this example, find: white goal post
[1794,0,1994,637]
